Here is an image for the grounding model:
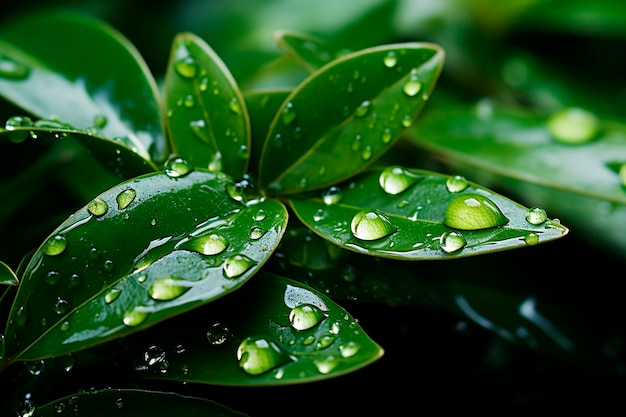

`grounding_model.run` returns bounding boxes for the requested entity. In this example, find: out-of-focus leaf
[0,261,18,286]
[2,169,288,361]
[164,32,250,179]
[407,104,626,204]
[119,272,383,386]
[0,11,166,162]
[258,42,444,195]
[274,30,347,73]
[289,166,568,260]
[32,388,249,417]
